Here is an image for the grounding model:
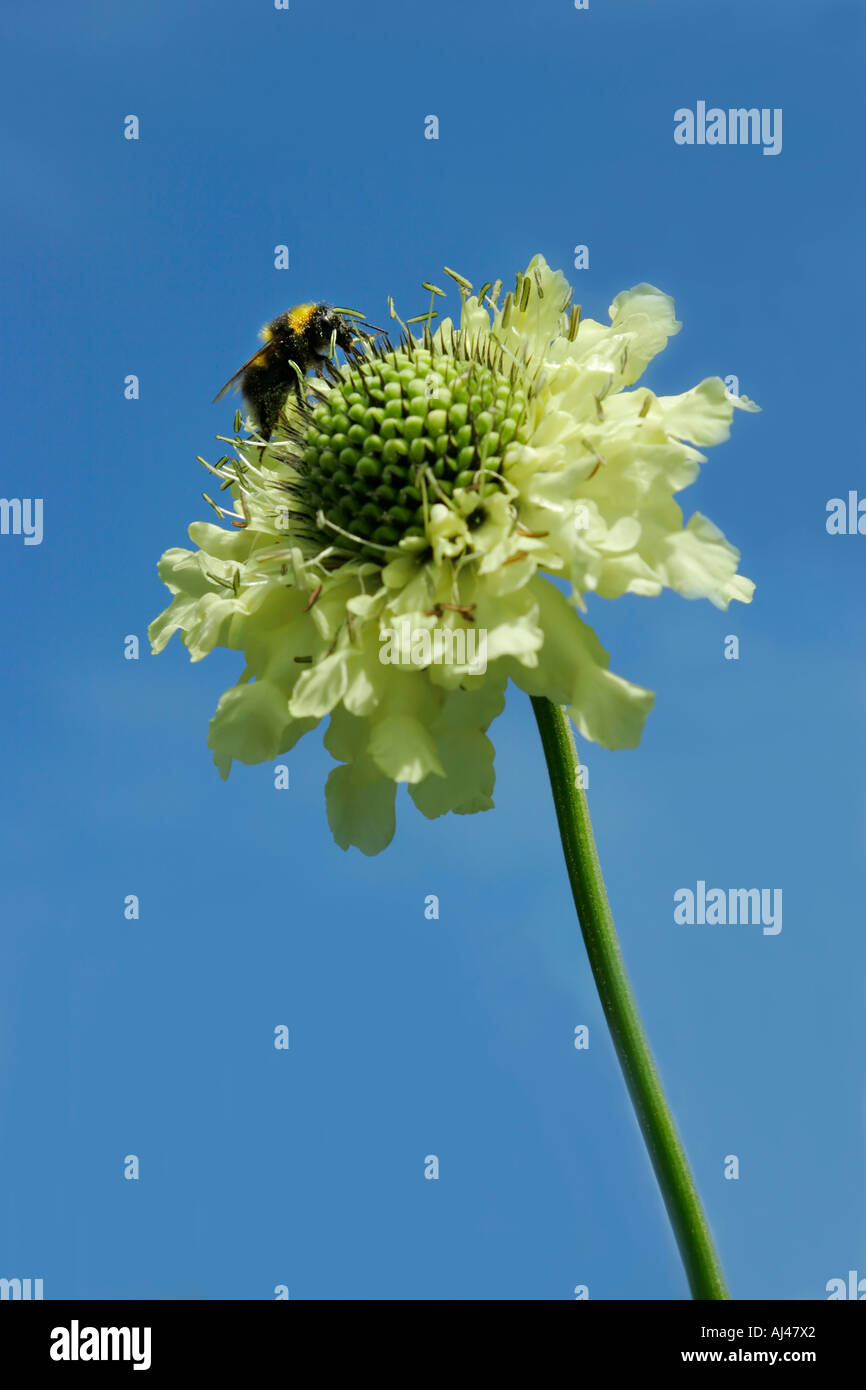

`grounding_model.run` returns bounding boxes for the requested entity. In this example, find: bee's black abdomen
[243,354,301,440]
